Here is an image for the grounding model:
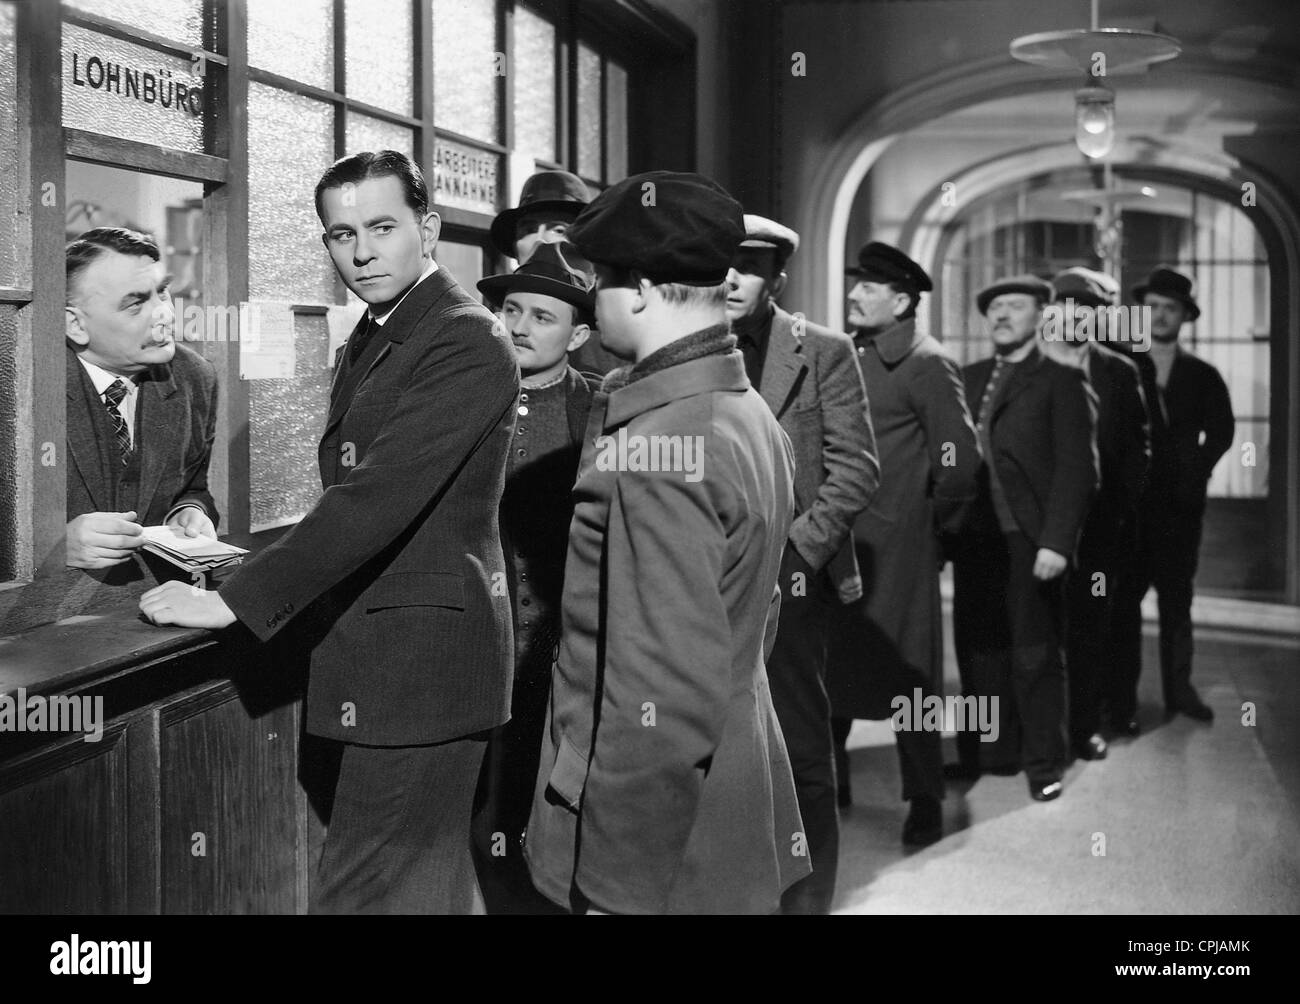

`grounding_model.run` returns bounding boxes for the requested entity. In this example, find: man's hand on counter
[140,581,238,630]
